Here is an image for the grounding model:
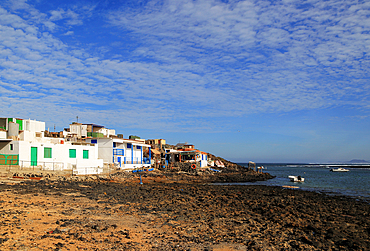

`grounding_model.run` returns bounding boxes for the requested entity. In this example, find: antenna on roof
[76,116,79,123]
